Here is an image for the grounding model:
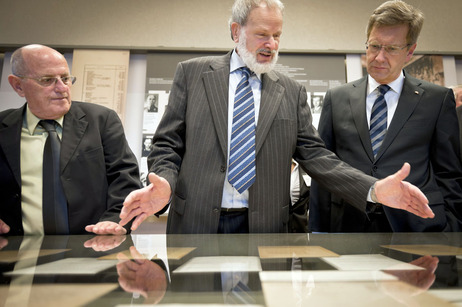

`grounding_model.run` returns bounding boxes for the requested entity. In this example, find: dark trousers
[218,209,249,234]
